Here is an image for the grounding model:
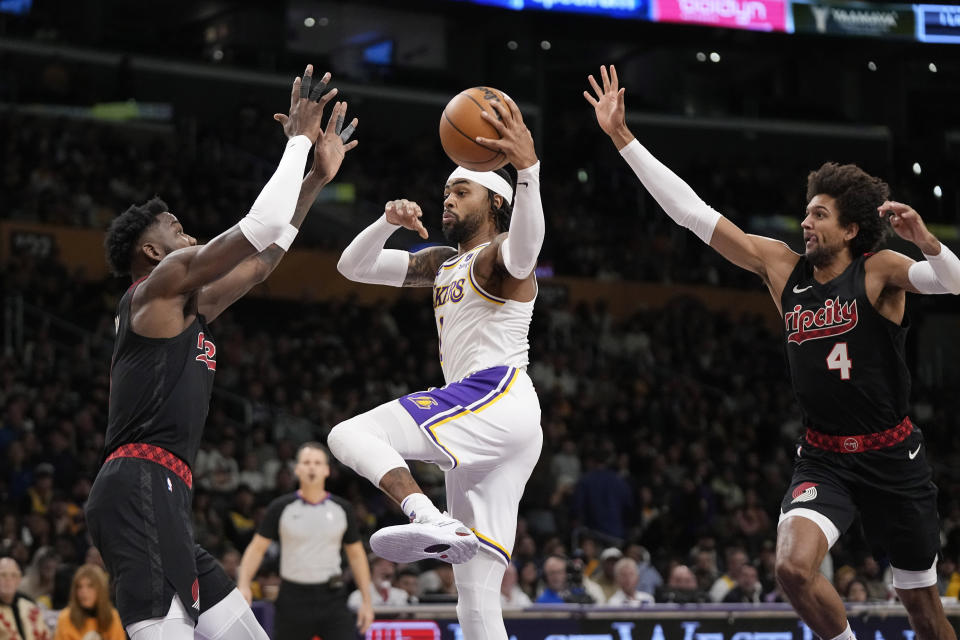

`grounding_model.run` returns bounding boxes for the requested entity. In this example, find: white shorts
[392,366,543,564]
